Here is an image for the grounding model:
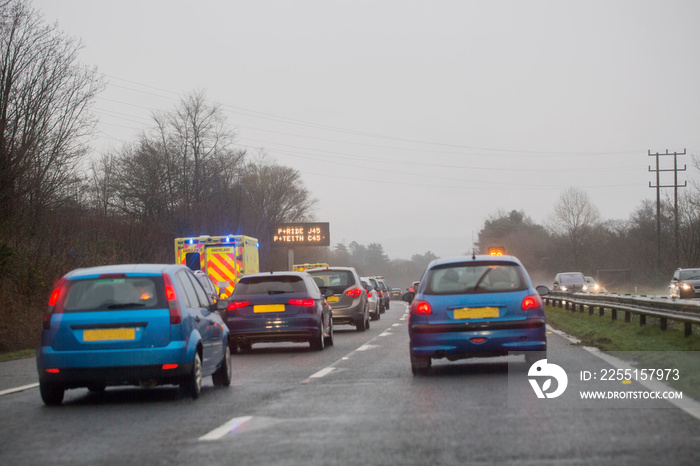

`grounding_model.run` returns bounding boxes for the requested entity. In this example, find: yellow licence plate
[453,307,499,319]
[254,304,285,313]
[327,296,339,302]
[83,328,136,342]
